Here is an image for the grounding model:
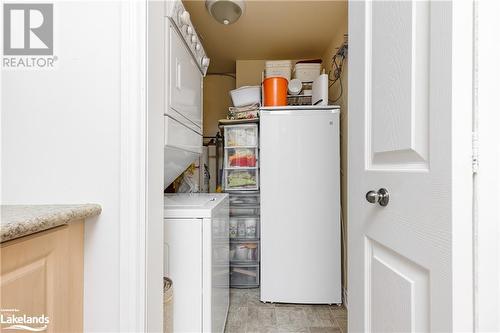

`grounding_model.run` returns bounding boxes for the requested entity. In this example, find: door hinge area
[472,132,479,173]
